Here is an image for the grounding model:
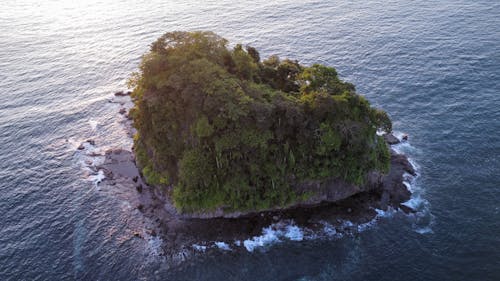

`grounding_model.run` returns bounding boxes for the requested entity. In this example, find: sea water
[1,0,499,280]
